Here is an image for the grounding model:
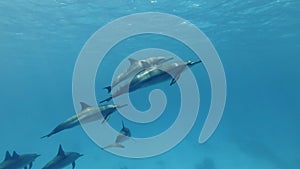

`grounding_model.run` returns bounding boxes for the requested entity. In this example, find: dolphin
[41,102,127,138]
[0,151,40,169]
[103,121,132,149]
[99,60,201,103]
[104,56,173,93]
[42,145,82,169]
